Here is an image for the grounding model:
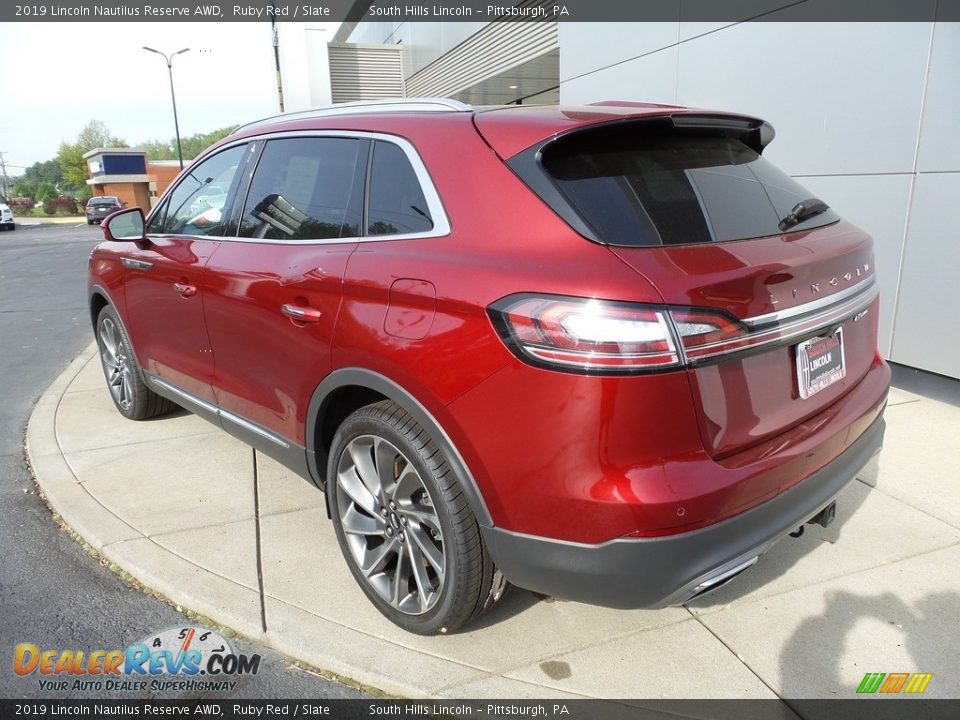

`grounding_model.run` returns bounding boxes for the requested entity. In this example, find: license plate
[796,327,846,399]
